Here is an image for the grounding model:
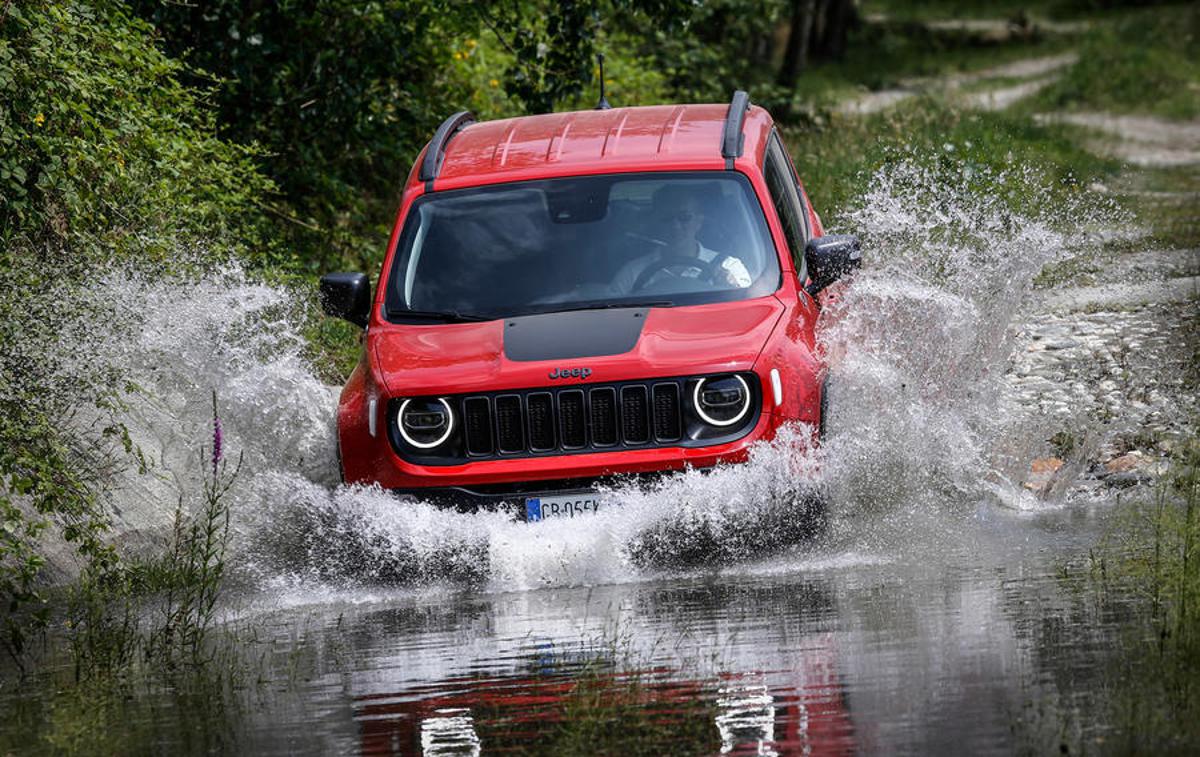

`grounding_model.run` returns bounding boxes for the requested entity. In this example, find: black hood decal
[503,308,648,362]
